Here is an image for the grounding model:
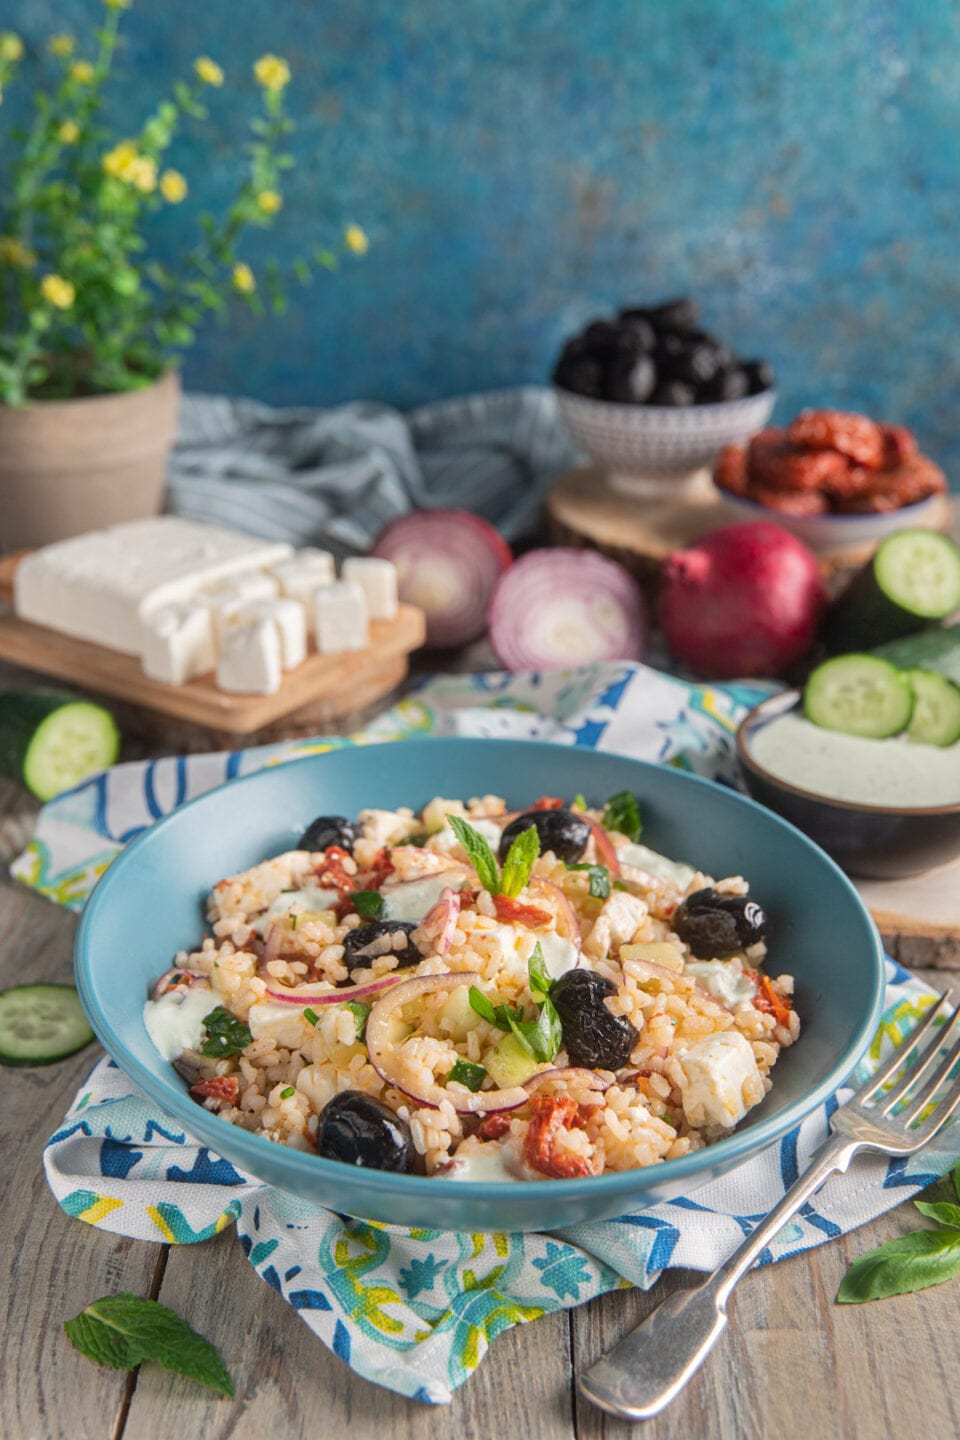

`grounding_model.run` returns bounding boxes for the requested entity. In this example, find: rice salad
[144,793,800,1183]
